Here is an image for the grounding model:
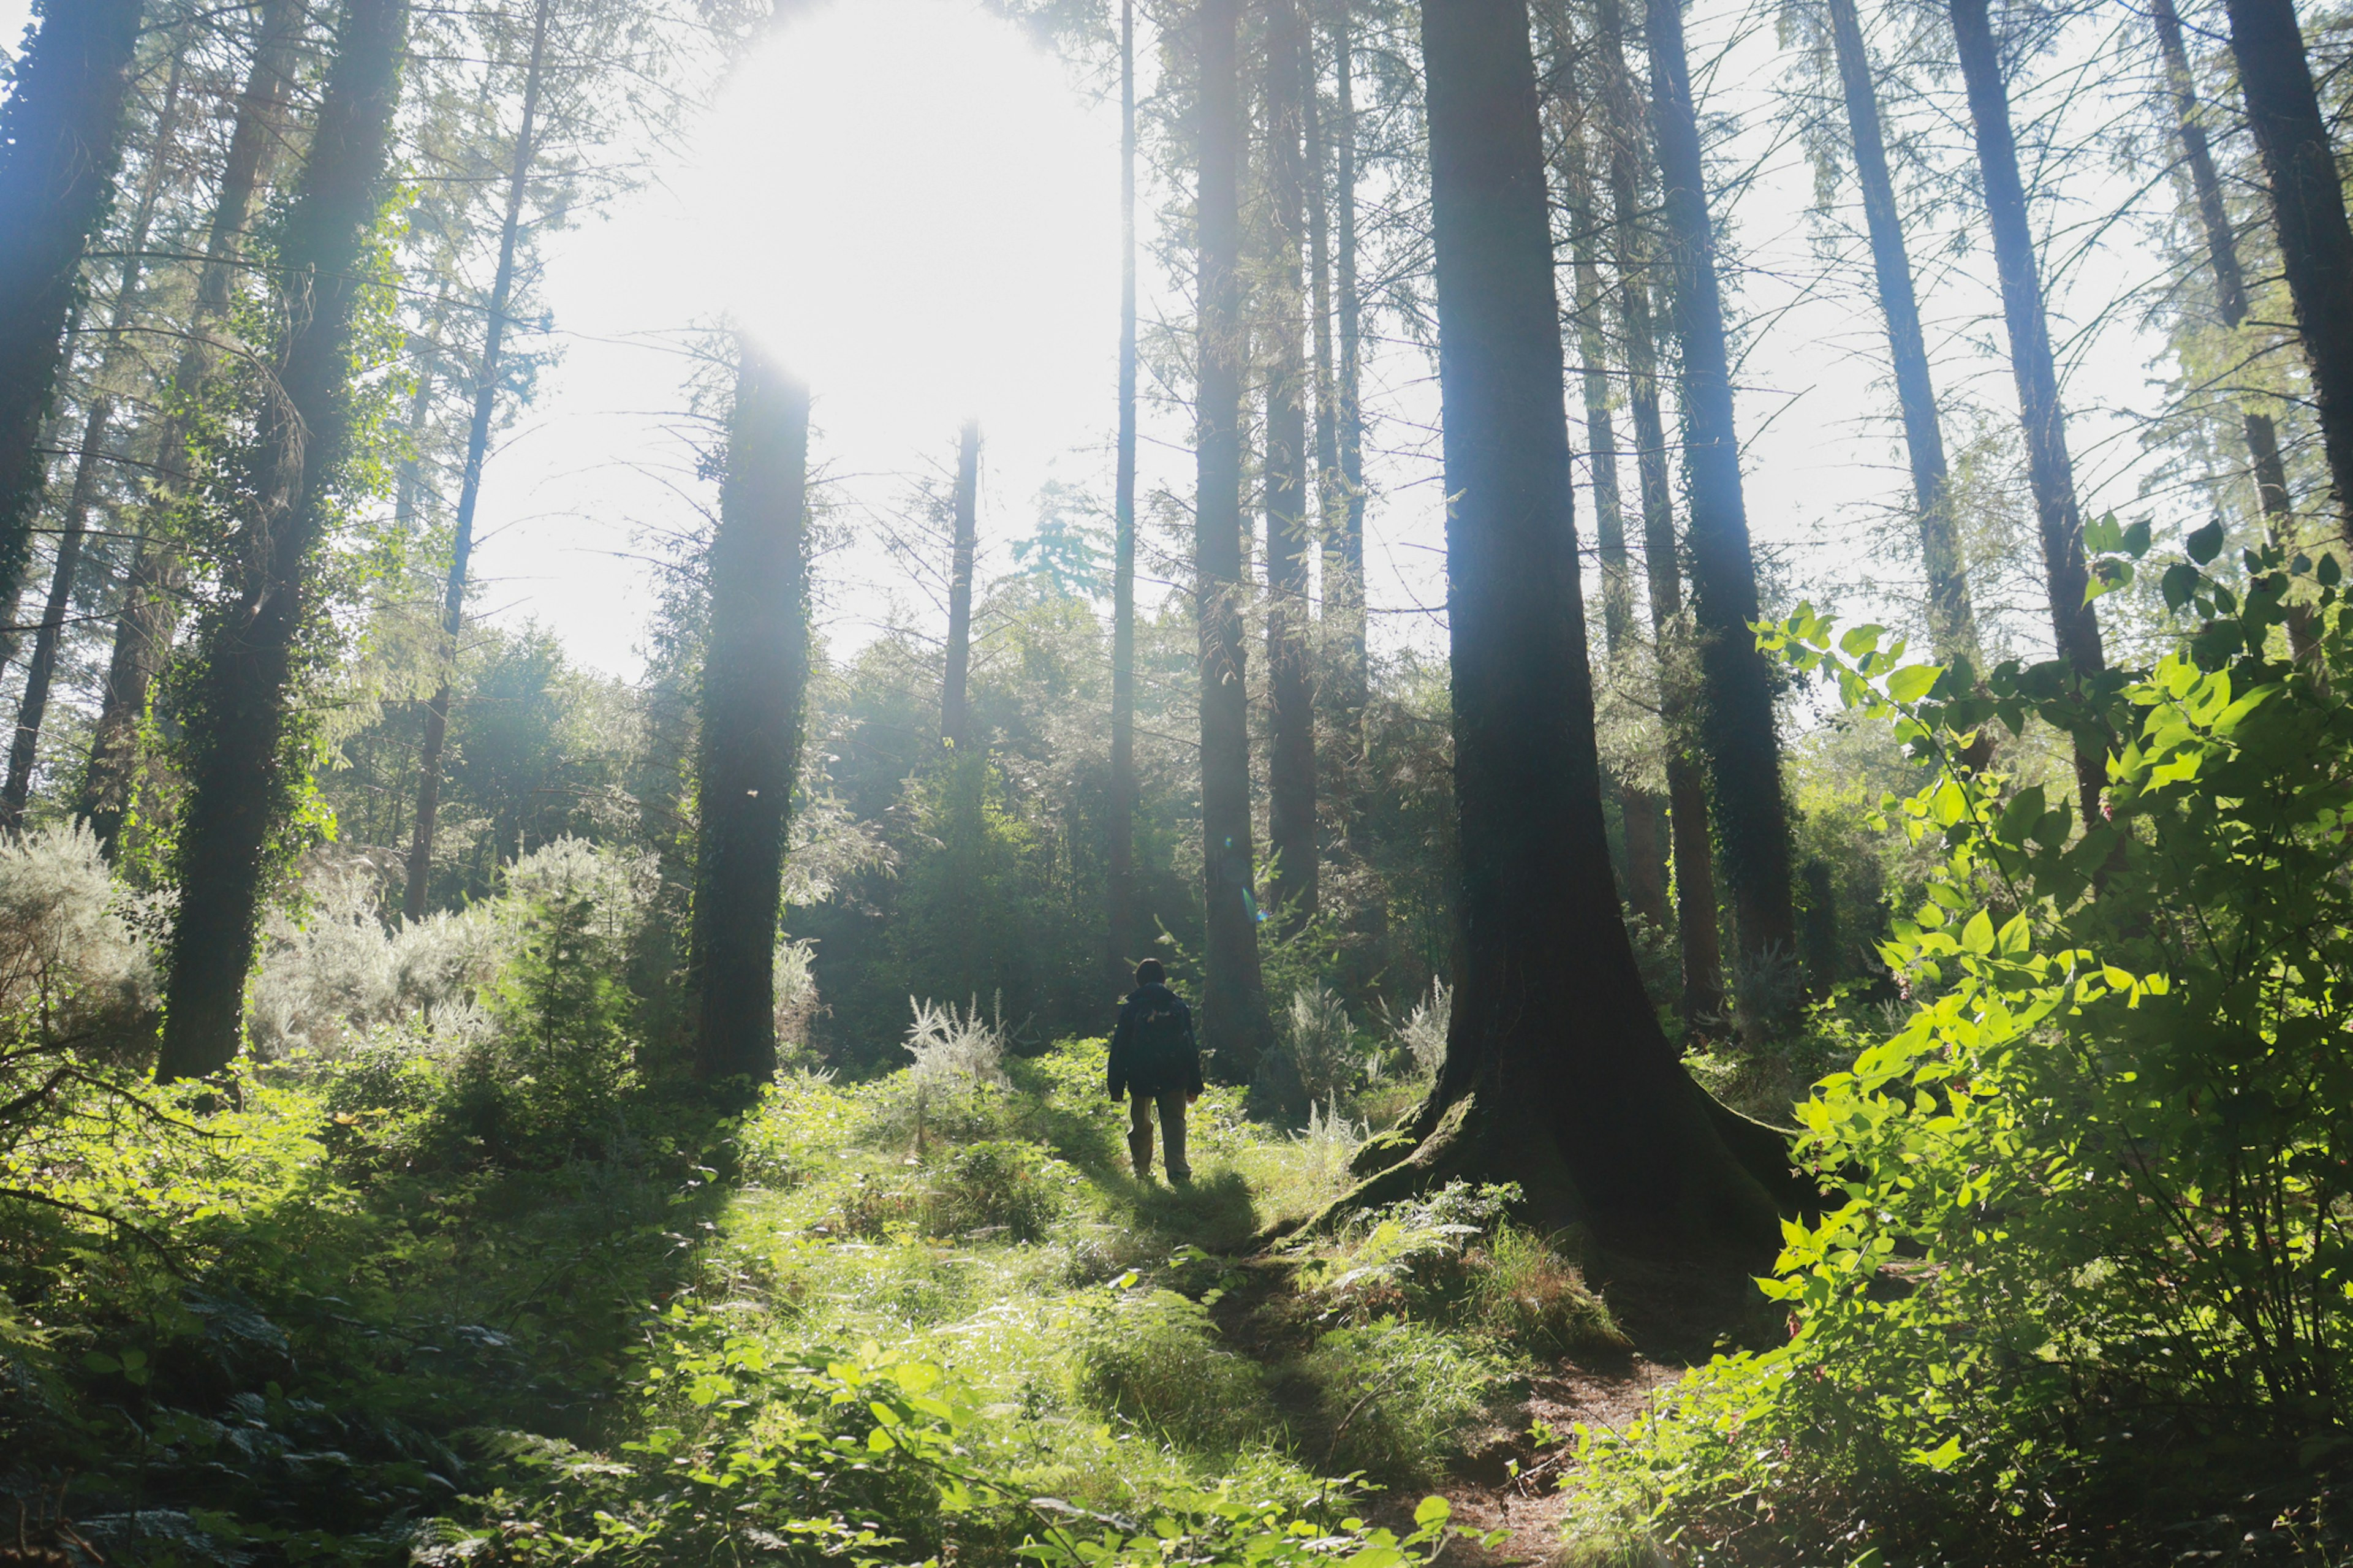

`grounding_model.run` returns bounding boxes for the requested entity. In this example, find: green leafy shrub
[1572,532,2353,1563]
[927,1137,1075,1241]
[1298,1318,1501,1483]
[1069,1282,1279,1452]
